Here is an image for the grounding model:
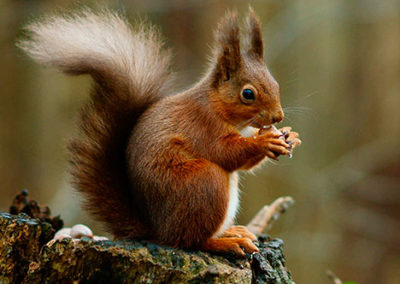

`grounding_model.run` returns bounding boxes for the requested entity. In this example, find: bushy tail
[18,10,174,237]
